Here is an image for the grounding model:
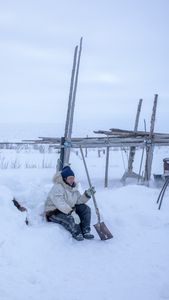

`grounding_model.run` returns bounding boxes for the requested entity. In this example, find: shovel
[80,146,113,240]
